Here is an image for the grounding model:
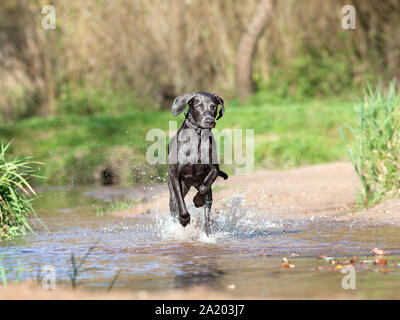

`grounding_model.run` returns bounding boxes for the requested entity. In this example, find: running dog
[168,92,228,235]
